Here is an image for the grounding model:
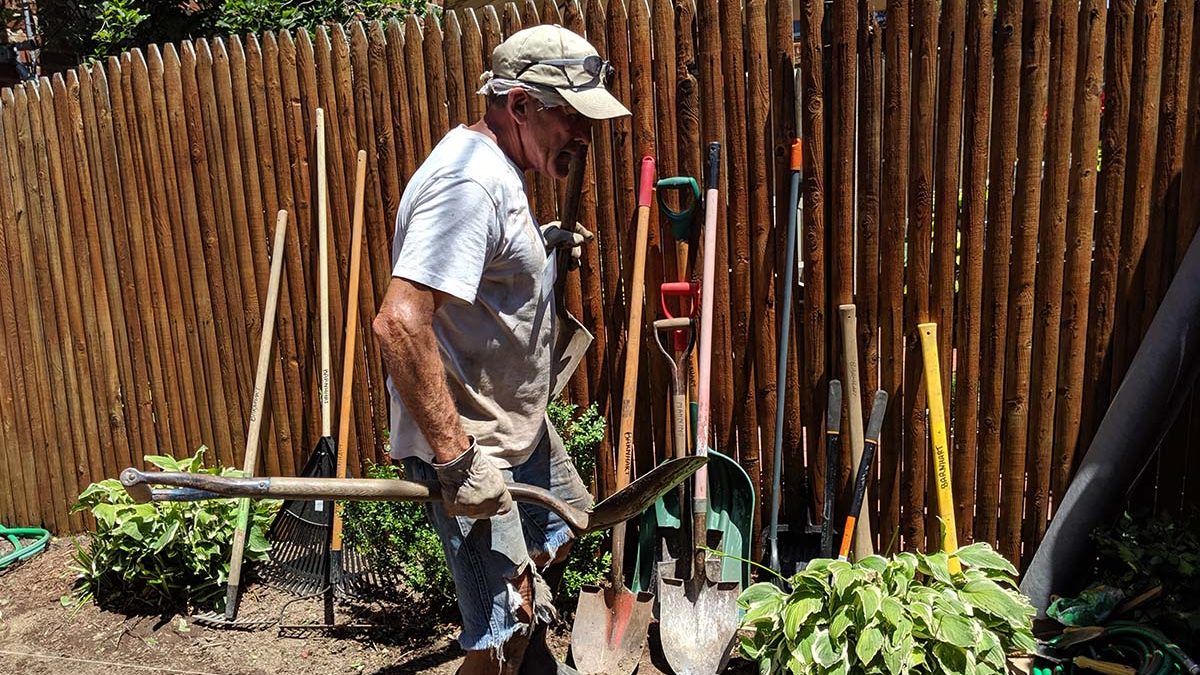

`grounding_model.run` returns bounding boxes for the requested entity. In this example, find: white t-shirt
[386,125,558,468]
